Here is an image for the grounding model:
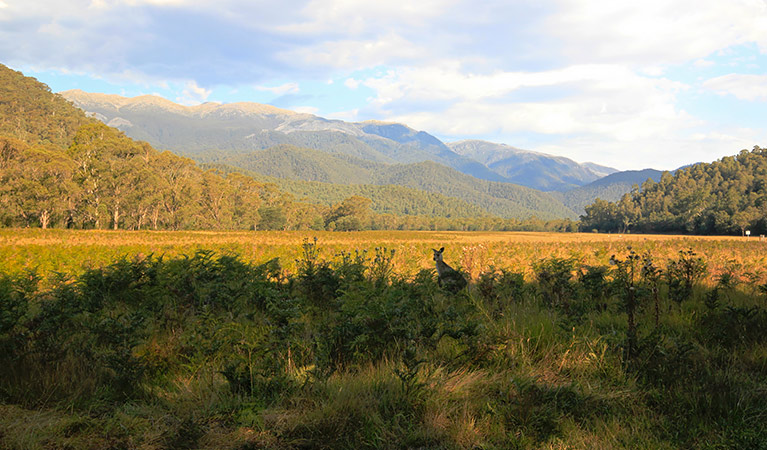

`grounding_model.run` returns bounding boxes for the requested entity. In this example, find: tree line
[0,120,579,232]
[580,146,767,235]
